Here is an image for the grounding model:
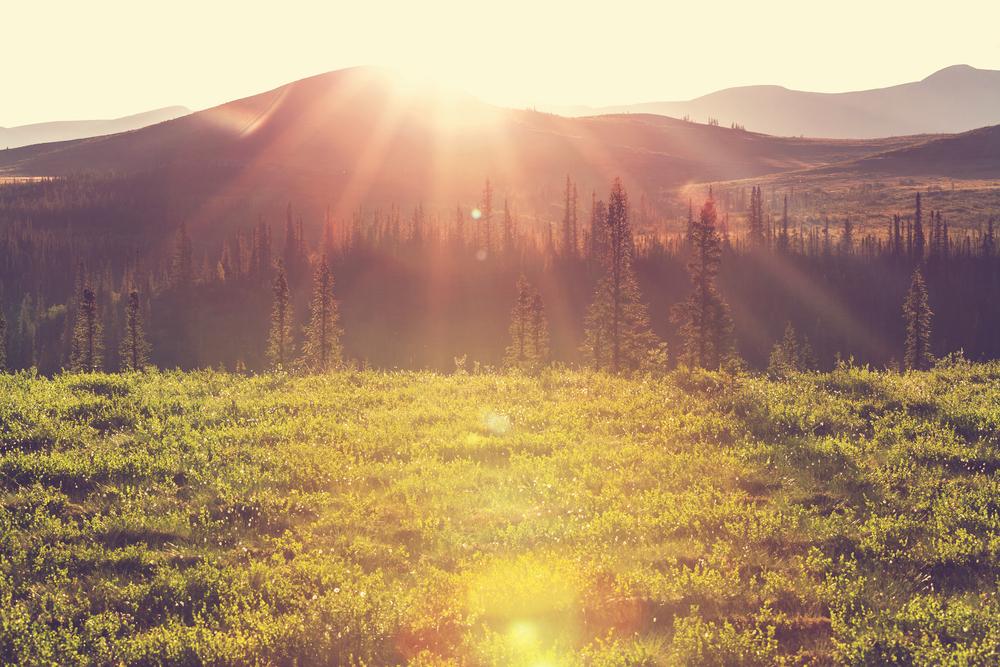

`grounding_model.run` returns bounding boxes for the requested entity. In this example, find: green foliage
[267,264,294,369]
[768,322,818,376]
[674,196,735,369]
[301,259,343,372]
[582,179,663,373]
[904,268,933,371]
[120,289,151,371]
[505,276,548,372]
[2,363,1000,664]
[69,286,103,372]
